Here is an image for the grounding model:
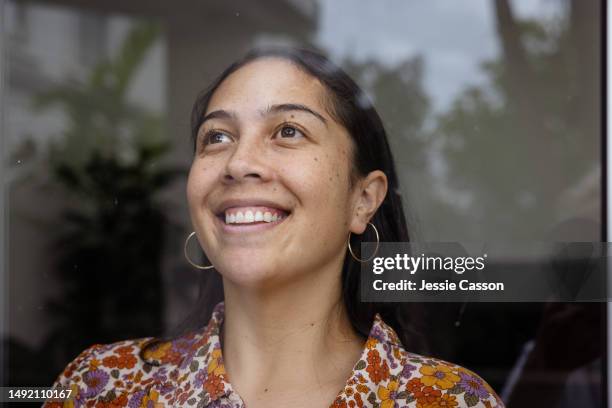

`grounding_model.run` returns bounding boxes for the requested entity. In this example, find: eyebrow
[201,103,328,127]
[201,109,236,124]
[263,103,328,126]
